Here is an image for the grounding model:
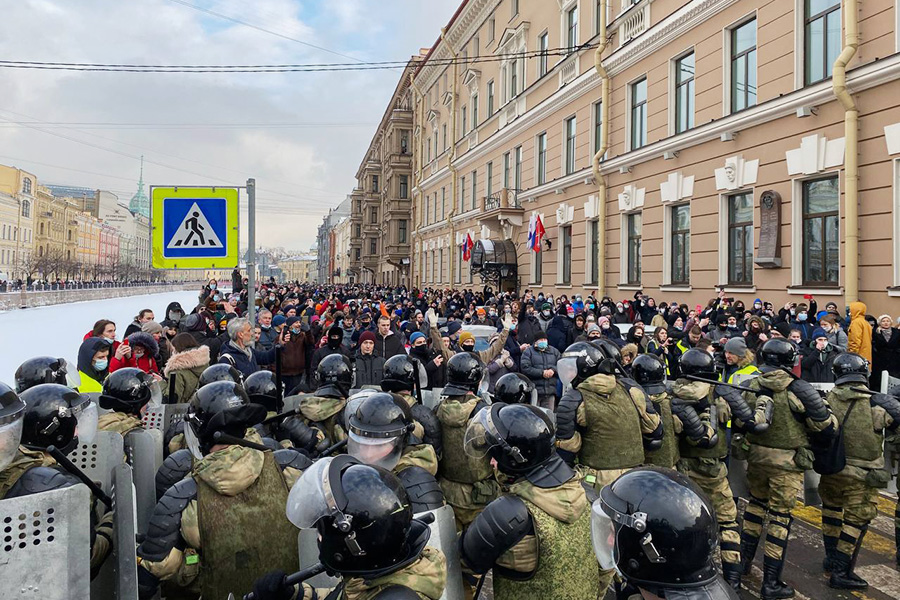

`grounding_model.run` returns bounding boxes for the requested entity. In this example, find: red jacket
[109,340,159,375]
